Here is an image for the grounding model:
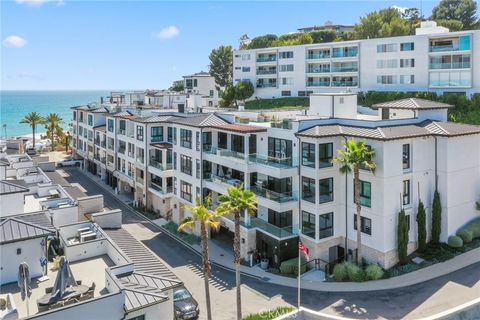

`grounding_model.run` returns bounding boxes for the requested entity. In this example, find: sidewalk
[76,167,480,293]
